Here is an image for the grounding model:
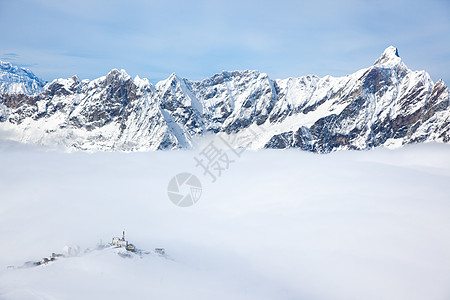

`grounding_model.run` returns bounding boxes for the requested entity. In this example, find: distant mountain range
[0,61,45,95]
[0,46,449,152]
